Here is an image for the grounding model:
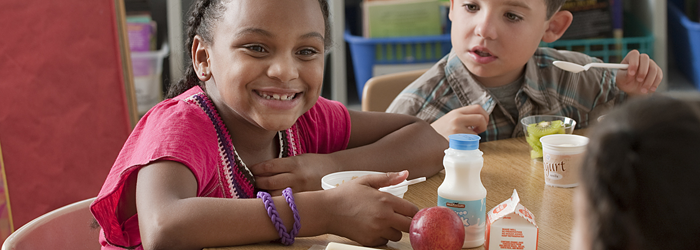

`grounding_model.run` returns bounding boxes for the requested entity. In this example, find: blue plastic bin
[668,0,700,89]
[540,12,654,63]
[540,35,654,63]
[345,30,452,100]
